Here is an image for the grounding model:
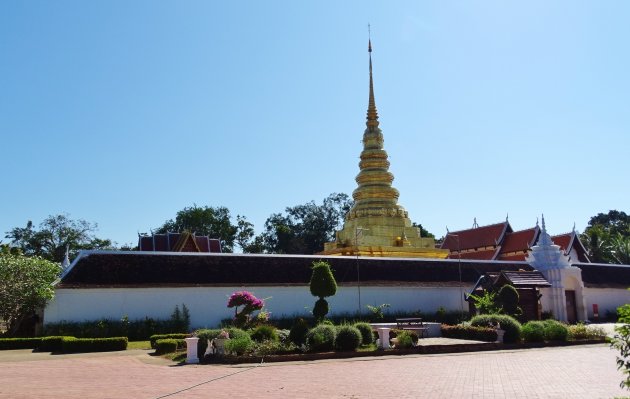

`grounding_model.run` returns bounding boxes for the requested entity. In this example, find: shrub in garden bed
[155,339,178,354]
[568,323,606,340]
[521,321,546,342]
[306,324,336,352]
[440,325,497,342]
[149,333,189,349]
[353,322,374,345]
[0,338,42,350]
[225,334,253,355]
[542,320,568,341]
[470,314,522,344]
[39,336,71,352]
[289,318,309,346]
[334,325,362,351]
[393,330,415,349]
[61,337,128,353]
[250,325,279,343]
